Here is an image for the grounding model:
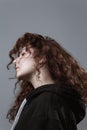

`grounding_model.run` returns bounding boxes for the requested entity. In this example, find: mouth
[15,67,19,70]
